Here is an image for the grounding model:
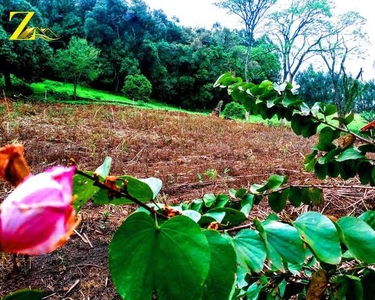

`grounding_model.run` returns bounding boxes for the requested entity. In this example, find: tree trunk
[114,68,120,93]
[245,45,250,83]
[73,79,77,100]
[3,71,12,89]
